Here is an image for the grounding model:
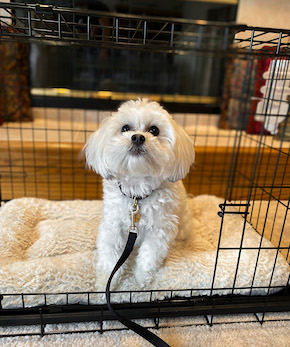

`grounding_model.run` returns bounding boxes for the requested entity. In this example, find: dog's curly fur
[84,99,195,287]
